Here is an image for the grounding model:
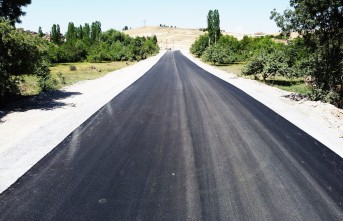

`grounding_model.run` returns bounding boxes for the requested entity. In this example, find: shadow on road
[0,90,82,122]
